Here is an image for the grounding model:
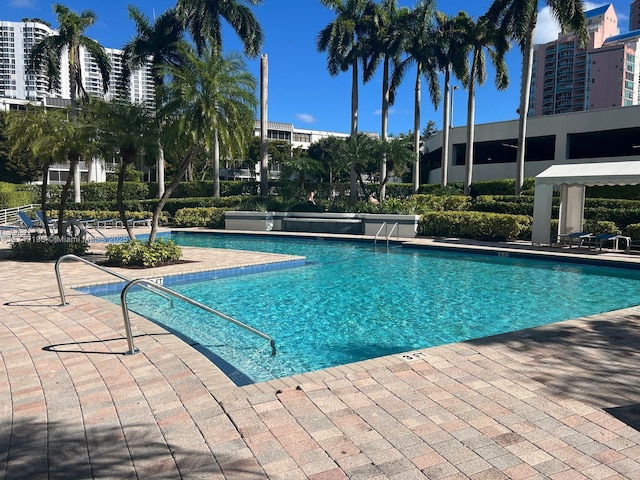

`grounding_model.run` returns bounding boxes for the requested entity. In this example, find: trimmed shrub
[624,223,640,239]
[419,211,531,241]
[173,207,225,228]
[583,220,620,235]
[106,239,182,267]
[80,182,150,202]
[472,195,535,216]
[412,194,471,212]
[0,182,36,208]
[11,238,89,260]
